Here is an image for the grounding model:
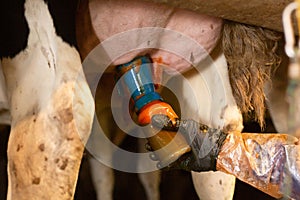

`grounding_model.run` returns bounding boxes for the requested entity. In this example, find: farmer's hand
[149,115,227,172]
